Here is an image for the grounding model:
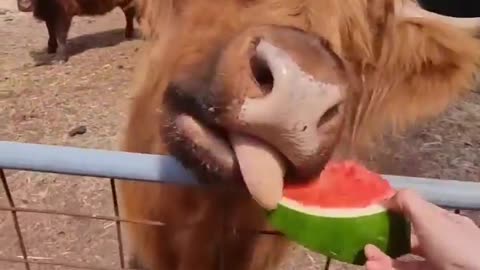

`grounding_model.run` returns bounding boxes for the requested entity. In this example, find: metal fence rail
[1,140,480,270]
